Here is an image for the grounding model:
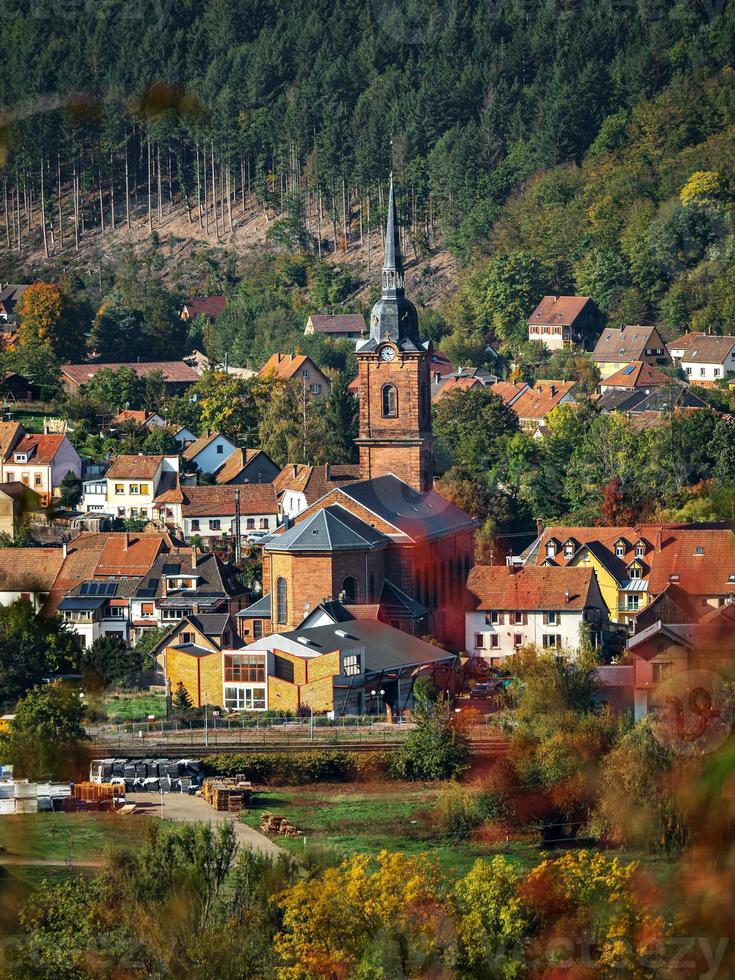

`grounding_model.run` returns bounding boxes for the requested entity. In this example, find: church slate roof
[265,505,389,553]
